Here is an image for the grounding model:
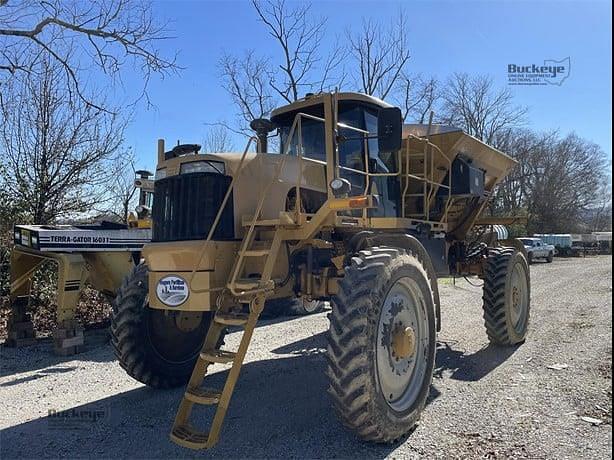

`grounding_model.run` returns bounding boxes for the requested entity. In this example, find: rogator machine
[110,92,530,448]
